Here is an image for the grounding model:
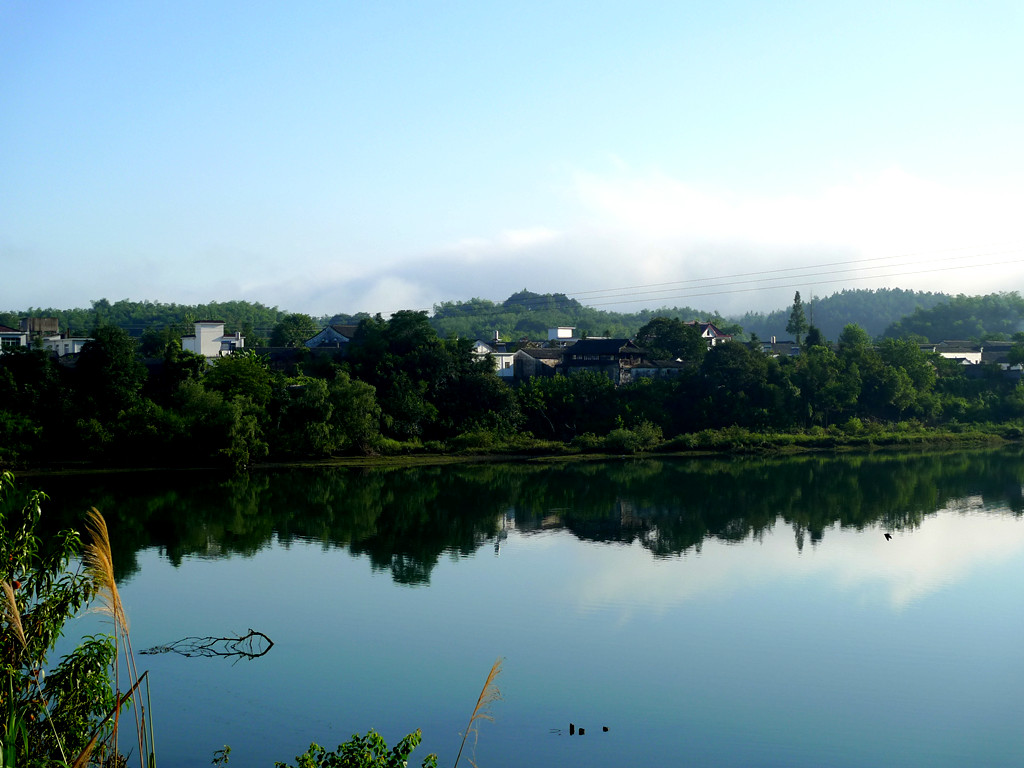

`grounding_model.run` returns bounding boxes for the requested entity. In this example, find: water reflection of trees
[33,448,1024,583]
